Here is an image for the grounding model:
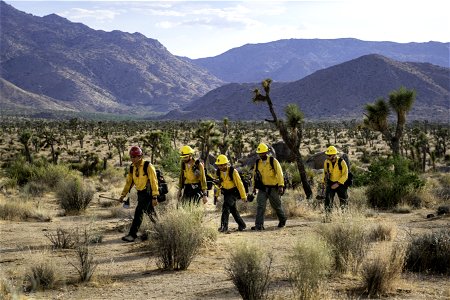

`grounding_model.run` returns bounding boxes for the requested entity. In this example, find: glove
[247,194,255,202]
[278,186,284,196]
[152,197,158,207]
